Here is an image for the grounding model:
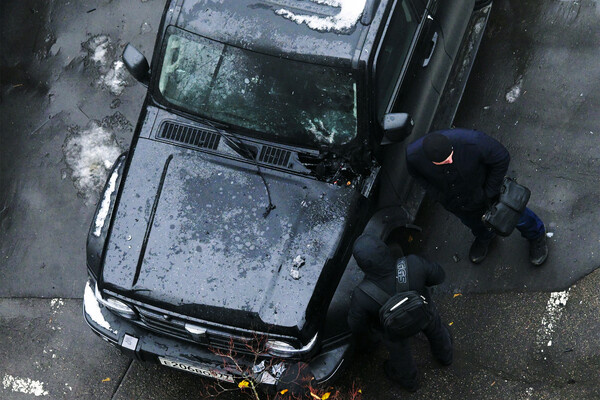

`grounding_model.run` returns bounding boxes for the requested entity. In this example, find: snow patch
[63,122,122,202]
[85,35,130,96]
[50,298,64,309]
[505,77,523,103]
[83,281,118,335]
[90,35,111,66]
[2,375,49,397]
[99,60,128,96]
[275,0,367,33]
[536,290,570,349]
